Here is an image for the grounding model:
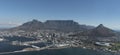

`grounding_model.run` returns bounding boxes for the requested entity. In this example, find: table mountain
[12,19,94,32]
